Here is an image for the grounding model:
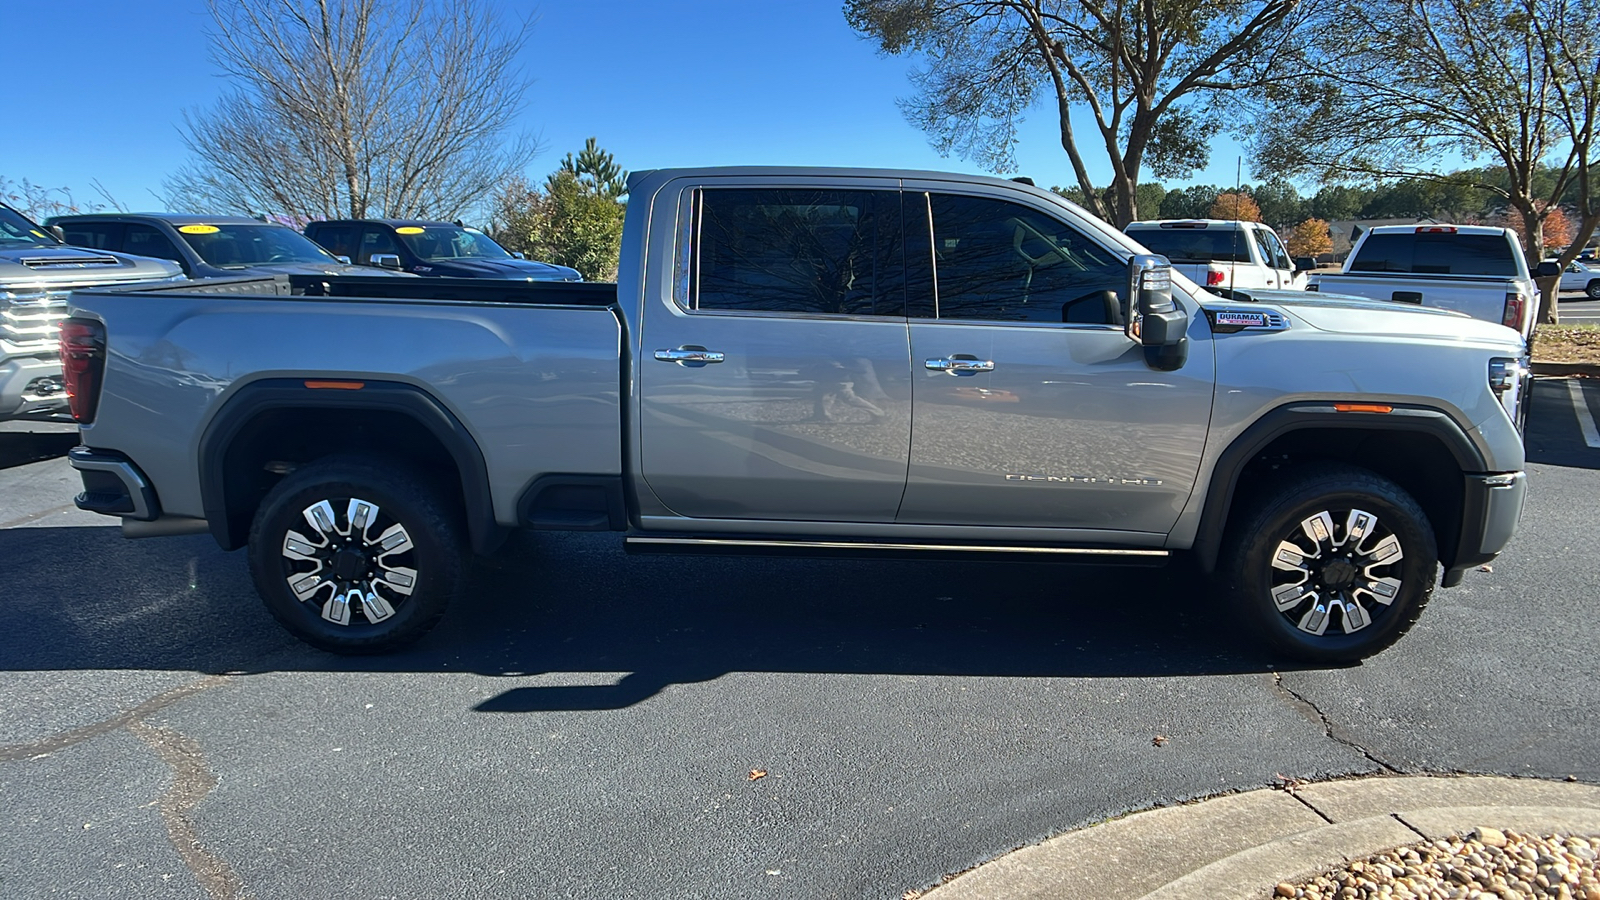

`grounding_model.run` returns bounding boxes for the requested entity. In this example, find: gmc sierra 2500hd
[60,167,1528,662]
